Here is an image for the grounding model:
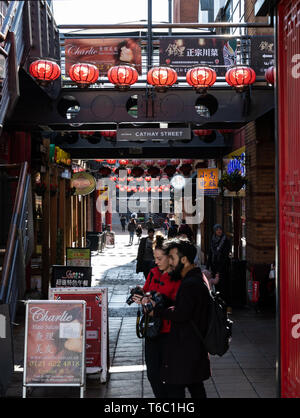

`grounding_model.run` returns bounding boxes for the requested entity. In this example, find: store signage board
[71,172,96,196]
[117,128,191,141]
[250,35,274,76]
[64,37,142,75]
[51,265,92,288]
[49,288,108,383]
[160,37,238,76]
[23,300,86,398]
[66,248,91,267]
[197,168,219,195]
